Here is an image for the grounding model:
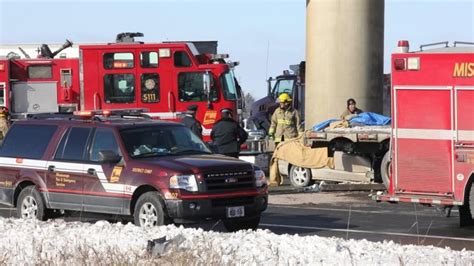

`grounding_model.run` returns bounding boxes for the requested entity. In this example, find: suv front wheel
[134,192,167,228]
[17,186,49,221]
